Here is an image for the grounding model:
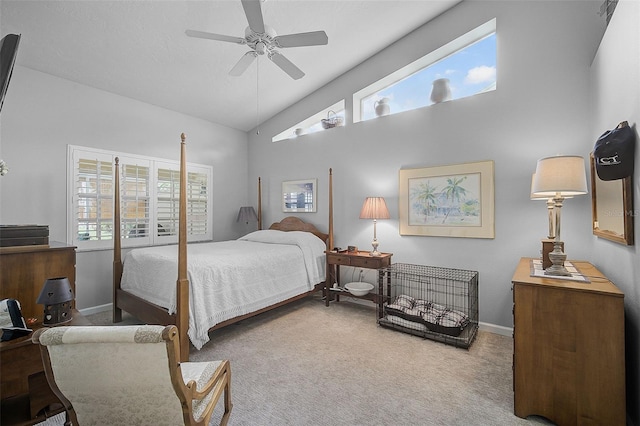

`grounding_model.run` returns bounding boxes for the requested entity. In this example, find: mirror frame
[590,153,634,245]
